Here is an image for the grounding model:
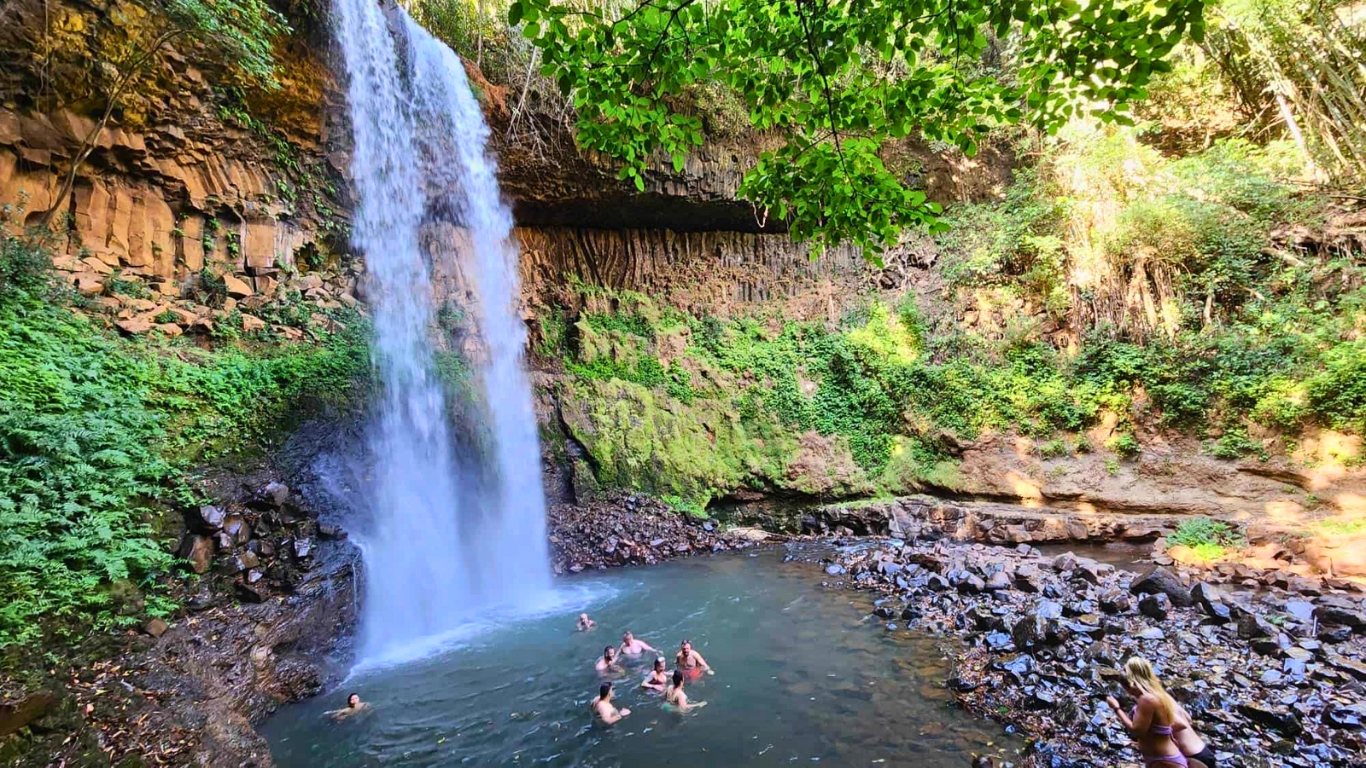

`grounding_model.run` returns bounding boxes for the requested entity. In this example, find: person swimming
[590,682,630,724]
[595,645,623,674]
[577,613,596,631]
[675,639,714,677]
[618,630,657,657]
[1106,657,1190,767]
[323,692,368,721]
[663,669,707,712]
[641,657,669,692]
